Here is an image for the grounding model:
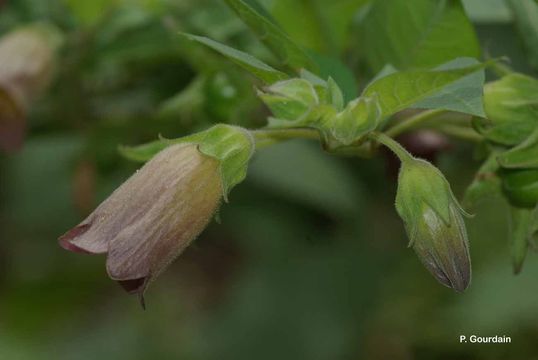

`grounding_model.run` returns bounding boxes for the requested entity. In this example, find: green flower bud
[501,169,538,208]
[396,157,471,292]
[497,128,538,169]
[258,78,319,121]
[476,73,538,146]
